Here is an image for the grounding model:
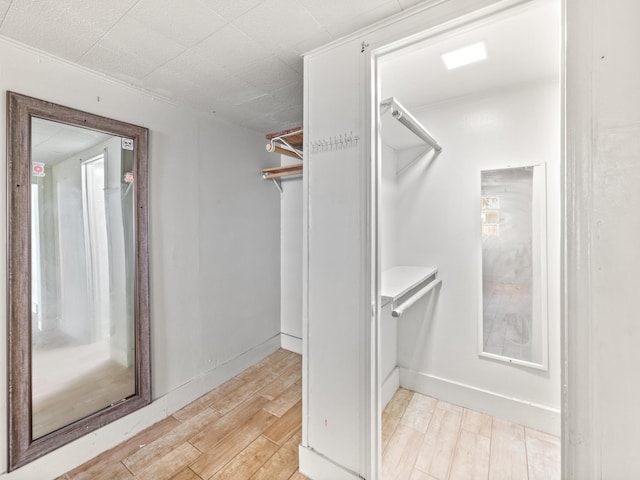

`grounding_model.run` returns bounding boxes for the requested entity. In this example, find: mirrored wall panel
[31,118,137,438]
[7,91,150,470]
[480,165,547,369]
